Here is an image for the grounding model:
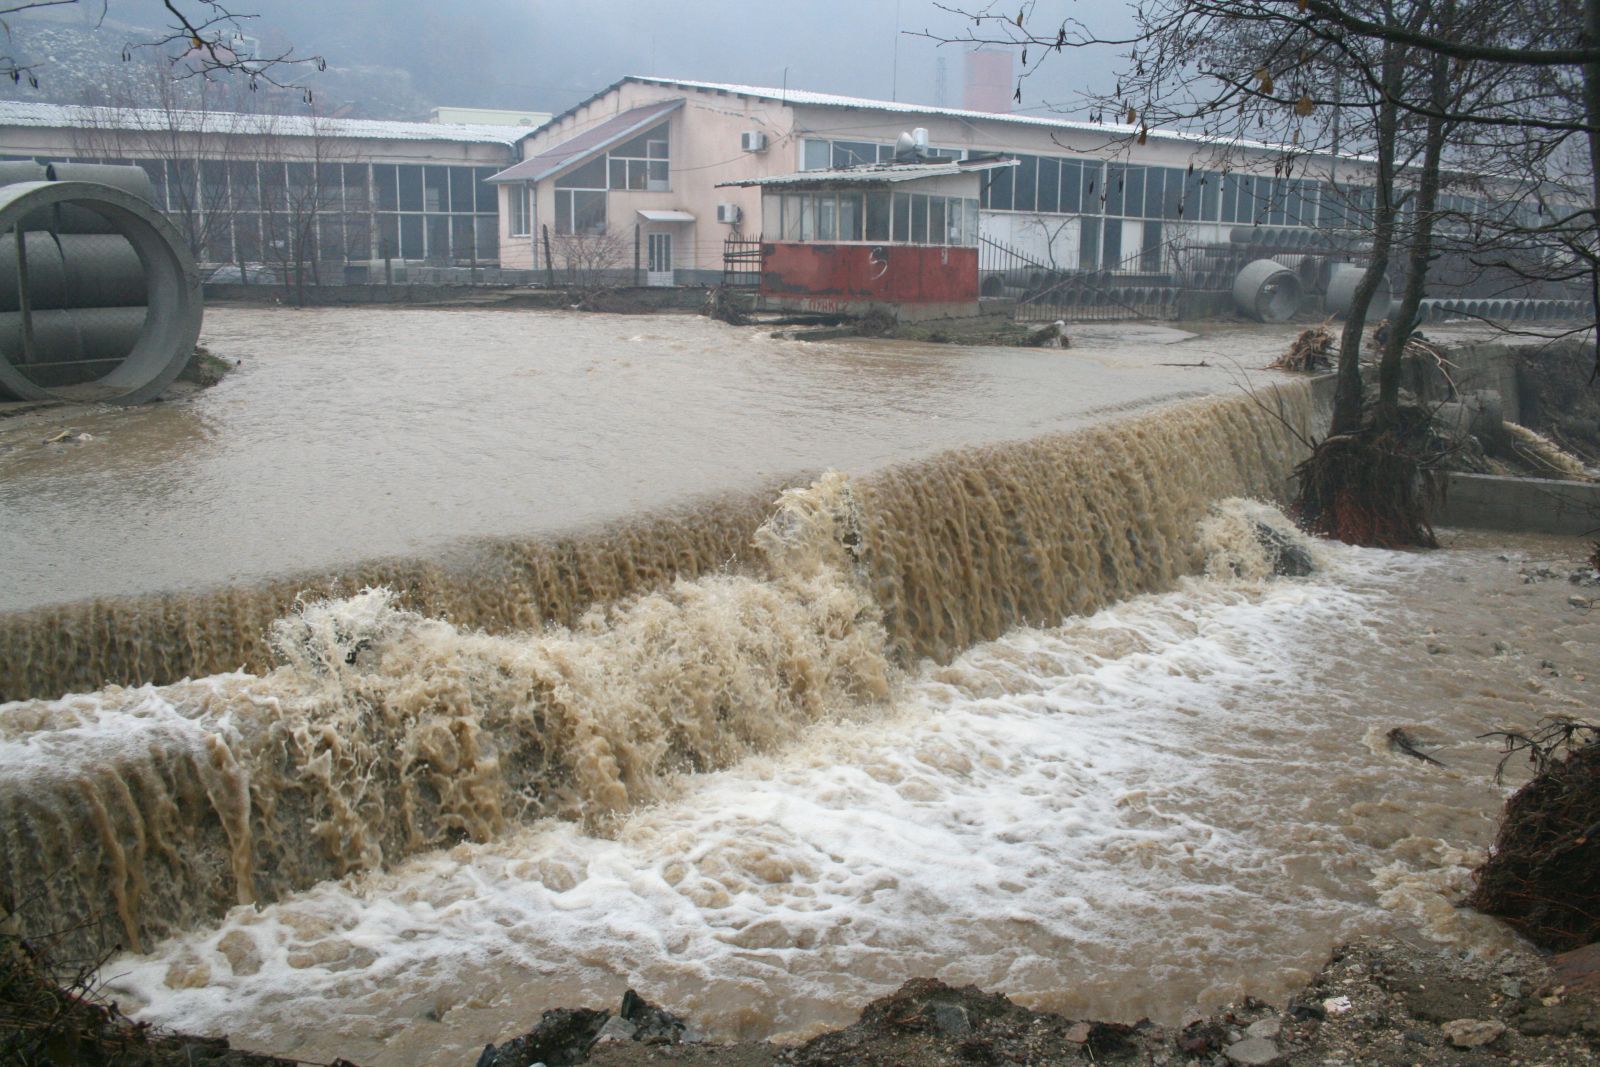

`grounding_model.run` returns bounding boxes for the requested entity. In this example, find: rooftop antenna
[782,66,788,105]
